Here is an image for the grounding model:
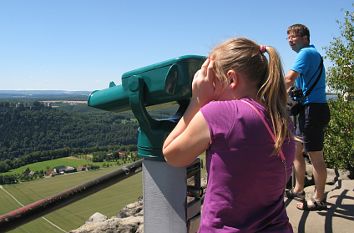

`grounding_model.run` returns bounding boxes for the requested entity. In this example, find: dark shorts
[295,103,330,152]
